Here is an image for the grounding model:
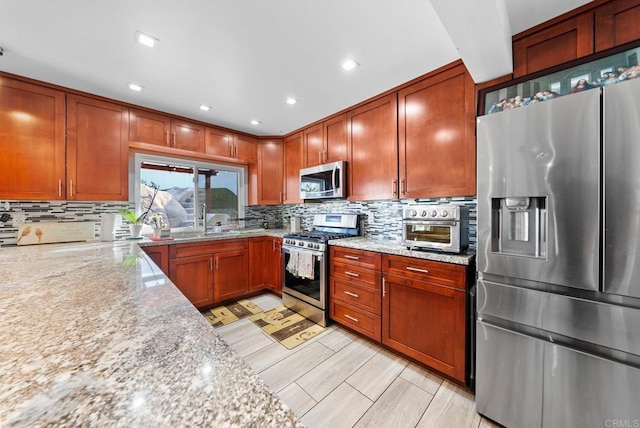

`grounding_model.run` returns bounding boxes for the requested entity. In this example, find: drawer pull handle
[344,255,359,260]
[383,277,387,297]
[406,266,429,274]
[344,271,359,277]
[344,314,359,323]
[344,291,359,298]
